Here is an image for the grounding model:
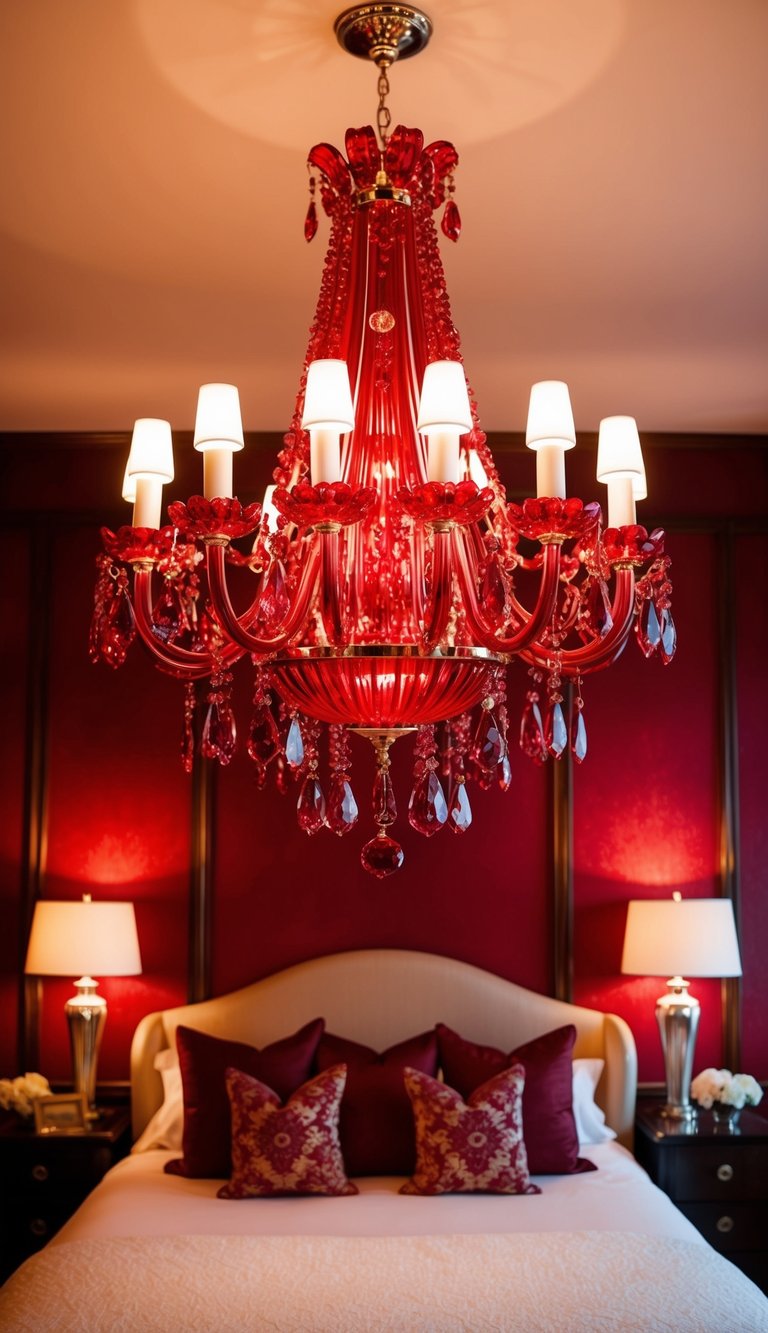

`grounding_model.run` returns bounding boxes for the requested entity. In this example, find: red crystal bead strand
[200,668,237,766]
[296,716,326,835]
[520,667,548,765]
[247,668,281,789]
[408,725,449,836]
[360,737,404,878]
[326,724,359,836]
